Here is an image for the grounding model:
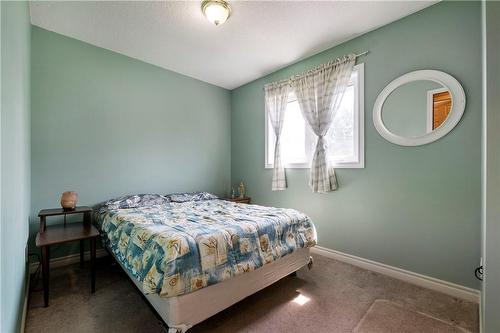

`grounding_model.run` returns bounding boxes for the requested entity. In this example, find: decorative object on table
[225,196,251,204]
[36,206,98,307]
[60,191,78,210]
[238,181,245,199]
[231,187,236,199]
